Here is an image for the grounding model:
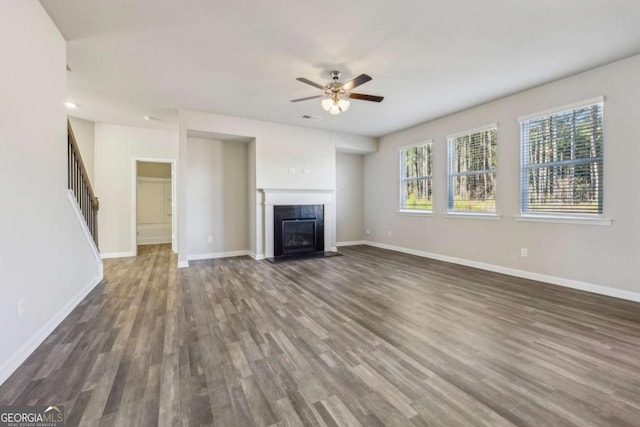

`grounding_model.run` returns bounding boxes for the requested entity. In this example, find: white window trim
[446,124,498,214]
[397,209,435,216]
[519,97,605,218]
[443,212,502,220]
[399,140,434,213]
[515,214,611,226]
